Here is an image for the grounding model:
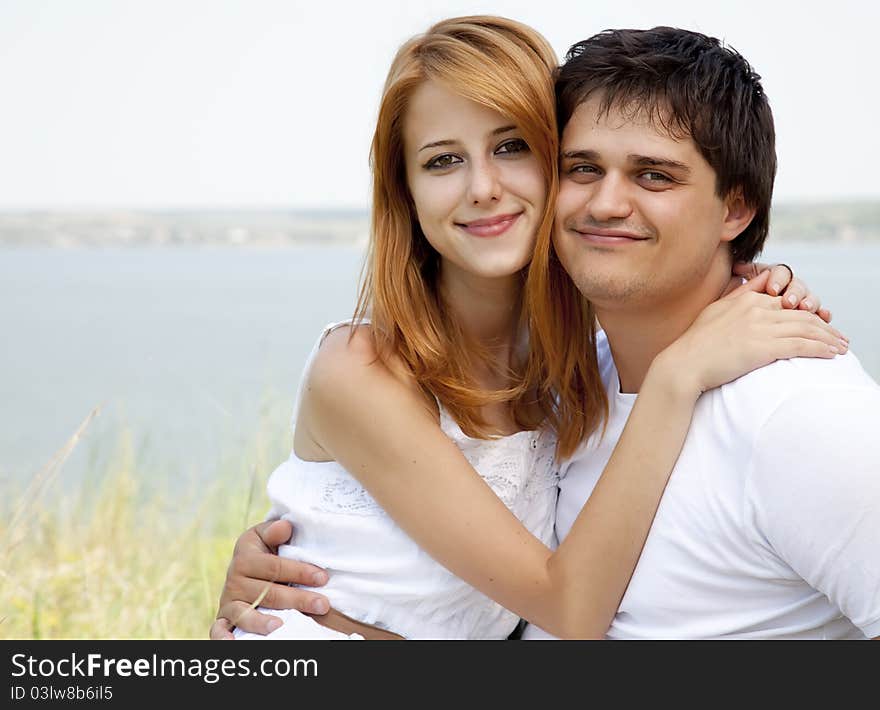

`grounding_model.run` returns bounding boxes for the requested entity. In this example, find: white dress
[235,321,559,640]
